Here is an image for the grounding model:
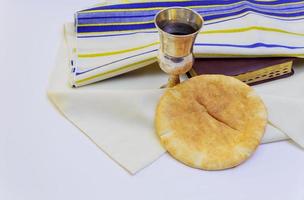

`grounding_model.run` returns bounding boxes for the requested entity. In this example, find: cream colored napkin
[47,24,304,174]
